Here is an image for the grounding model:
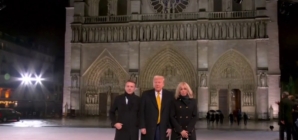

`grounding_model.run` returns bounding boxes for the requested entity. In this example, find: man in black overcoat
[140,75,174,140]
[279,91,293,140]
[109,80,140,140]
